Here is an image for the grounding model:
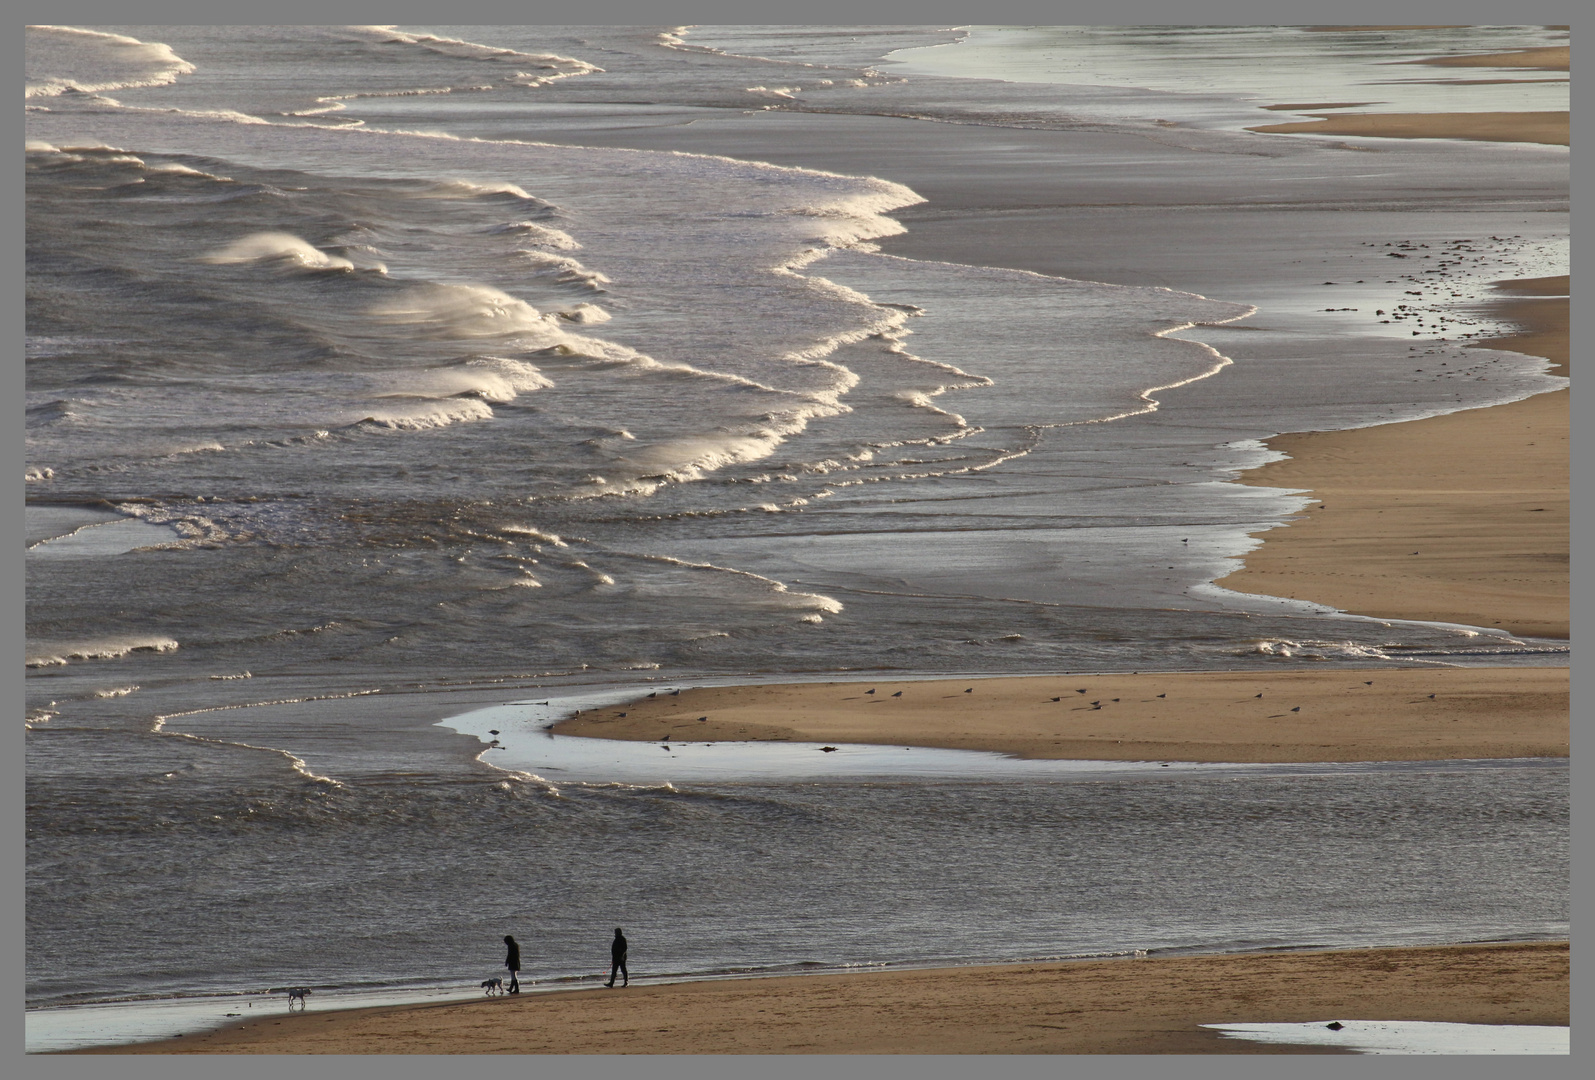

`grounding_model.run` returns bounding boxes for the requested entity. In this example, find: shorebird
[1291,707,1301,713]
[1156,693,1165,698]
[866,688,875,695]
[1077,689,1087,694]
[964,688,973,693]
[892,691,902,697]
[697,716,708,722]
